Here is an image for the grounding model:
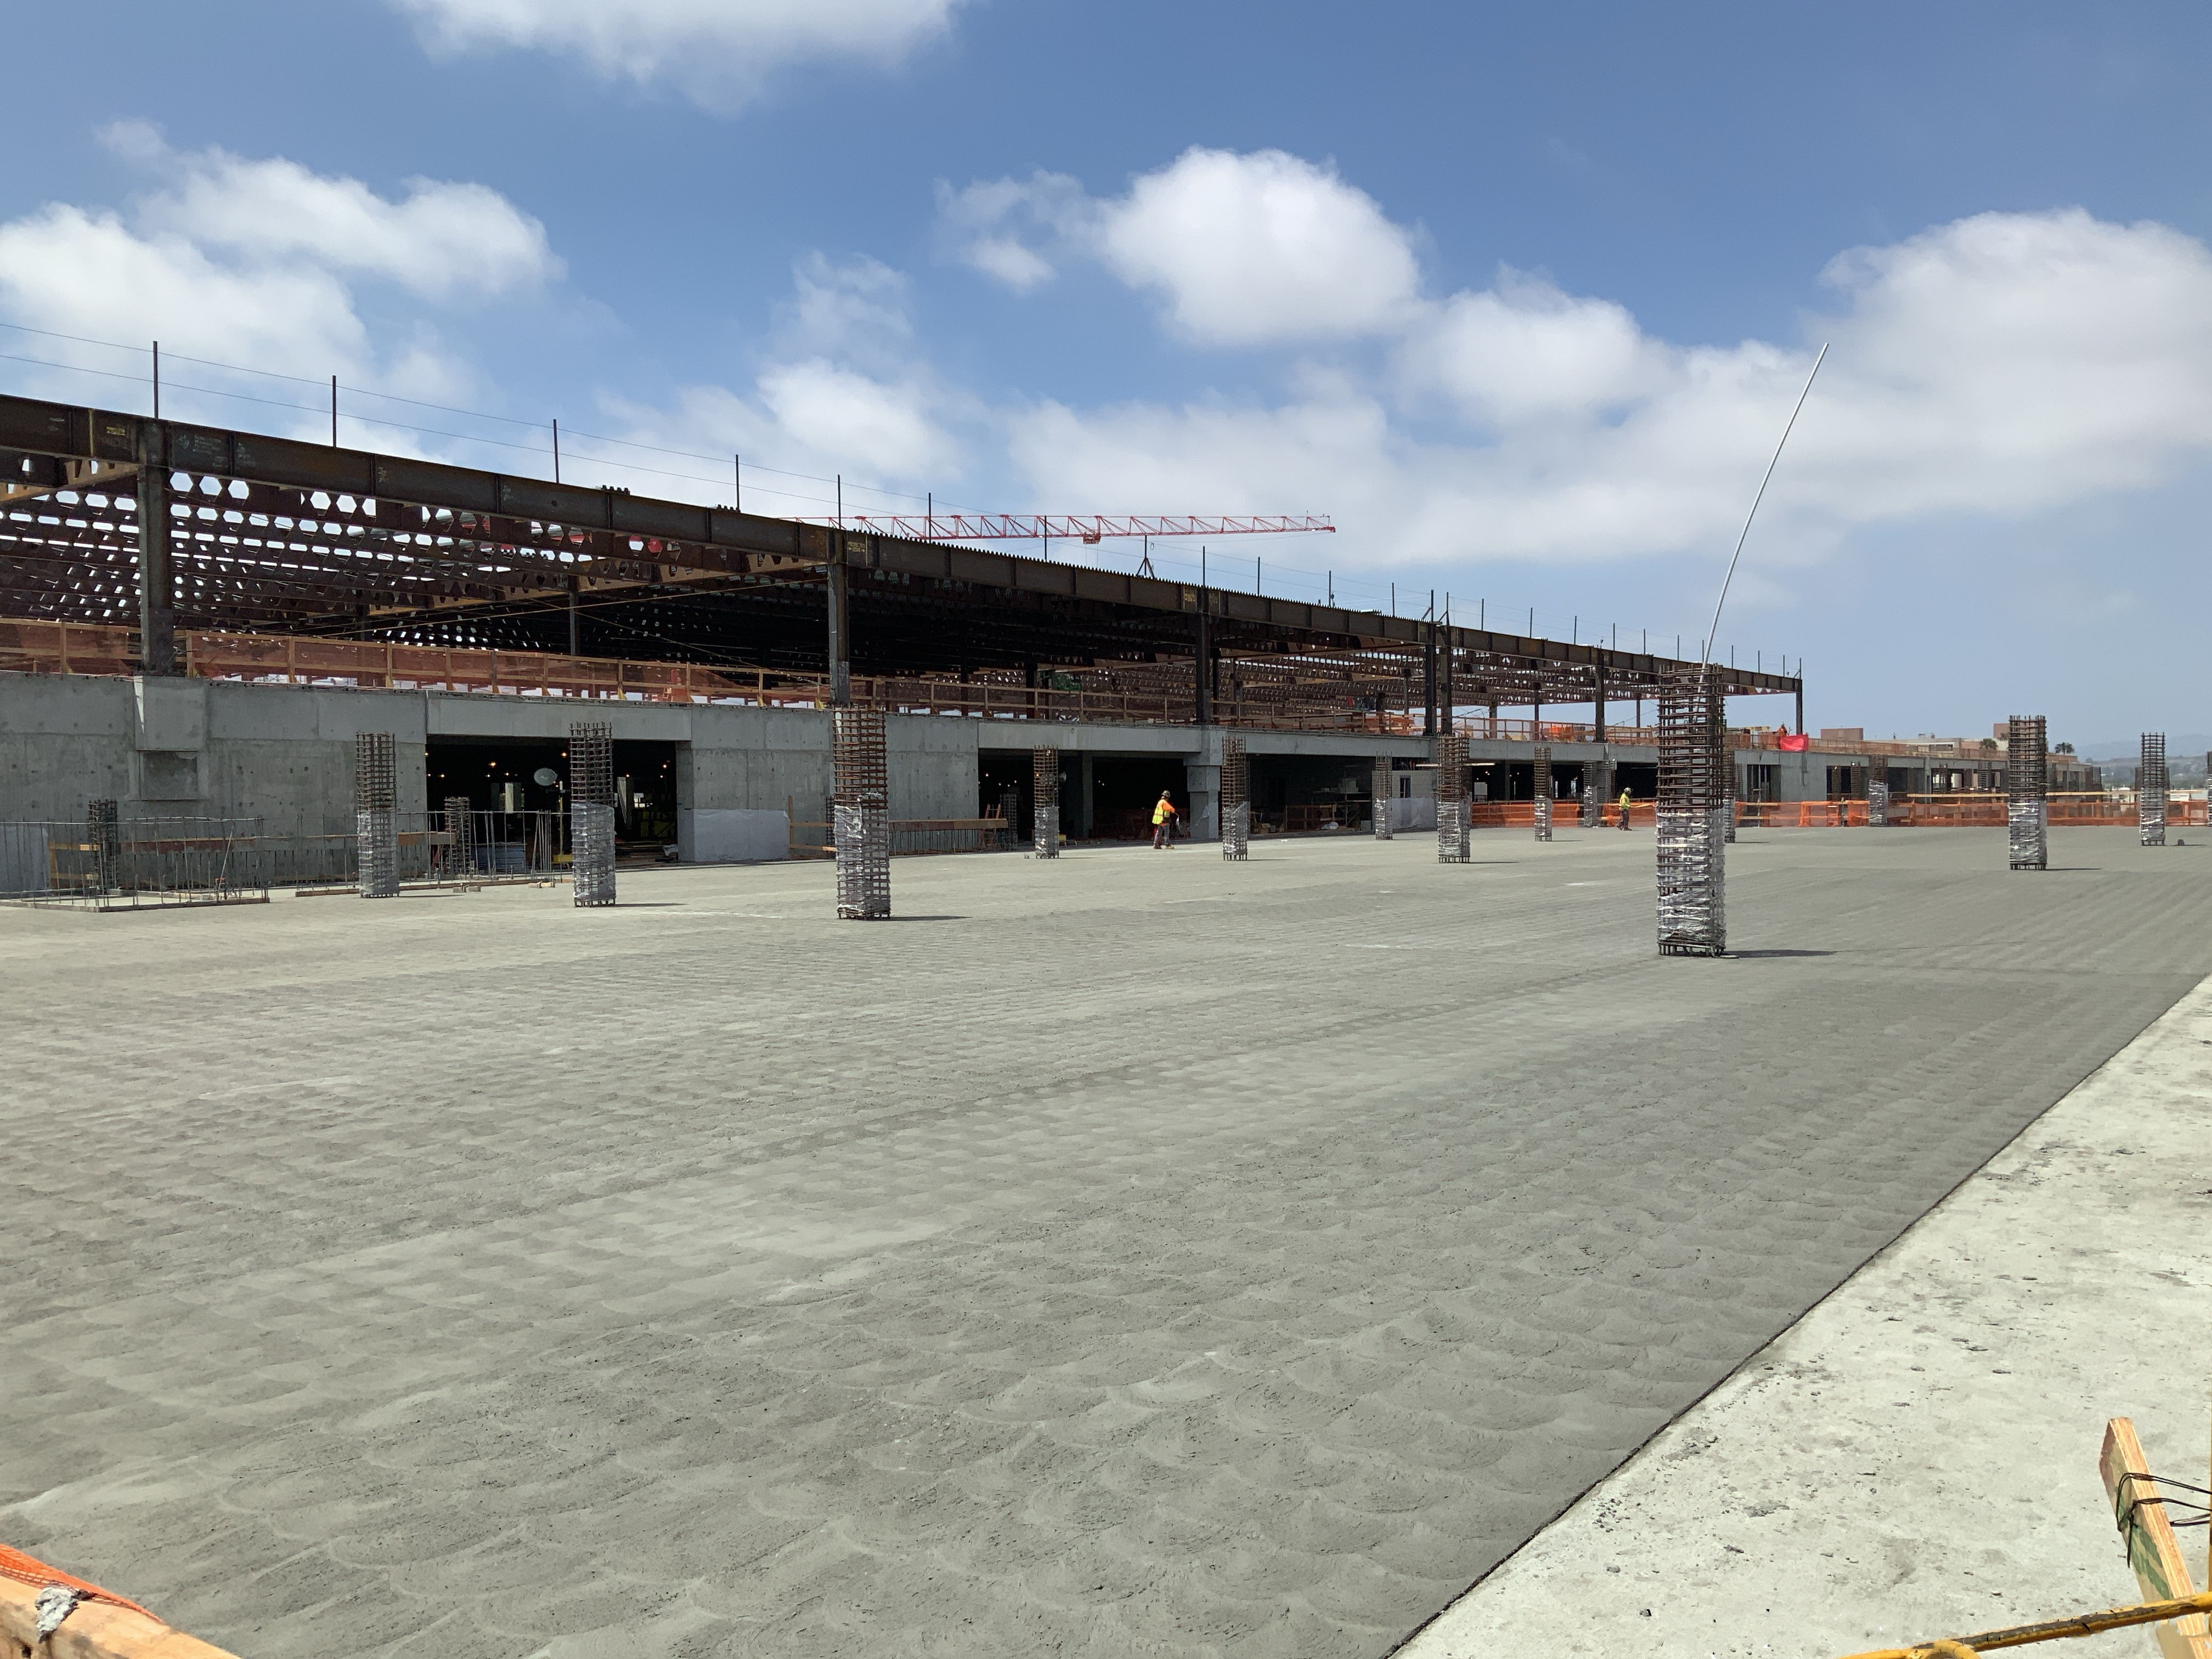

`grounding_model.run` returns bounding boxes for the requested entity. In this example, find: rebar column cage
[1372,758,1393,839]
[833,706,891,918]
[1436,733,1469,862]
[1533,746,1553,842]
[1031,746,1059,859]
[1656,669,1727,956]
[1867,763,1891,828]
[2007,715,2046,871]
[1580,757,1612,829]
[1722,761,1737,843]
[1221,735,1250,860]
[444,794,473,879]
[569,722,617,906]
[86,798,119,892]
[2139,731,2168,847]
[353,732,398,899]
